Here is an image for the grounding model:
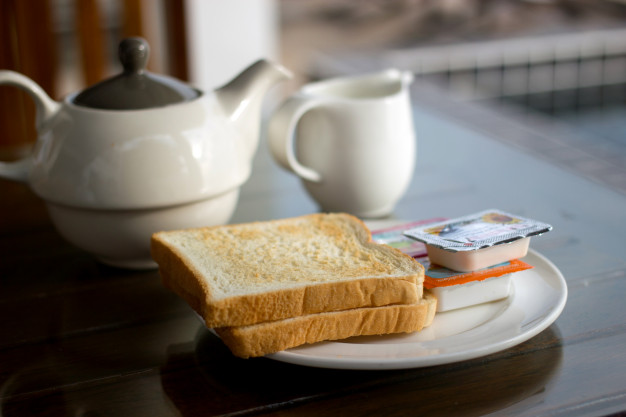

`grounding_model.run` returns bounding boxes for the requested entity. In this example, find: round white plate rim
[263,249,568,370]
